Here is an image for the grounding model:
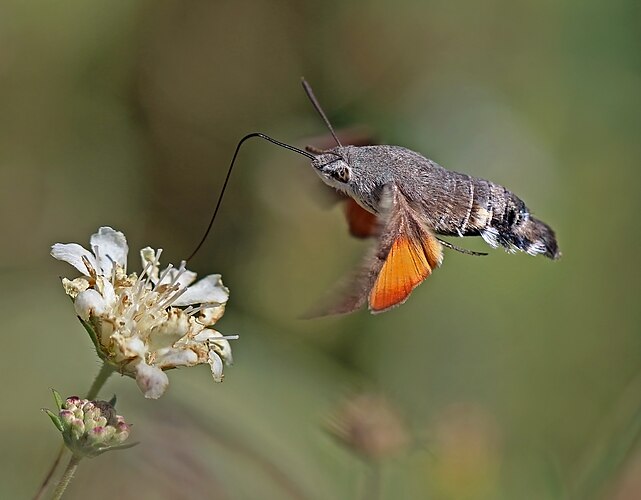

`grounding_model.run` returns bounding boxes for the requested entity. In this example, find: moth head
[310,146,392,214]
[311,151,353,191]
